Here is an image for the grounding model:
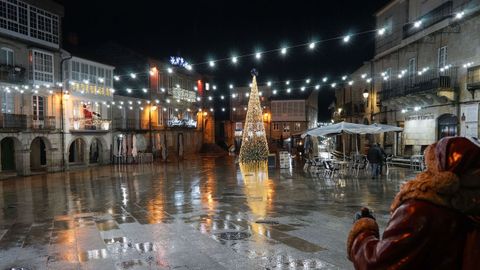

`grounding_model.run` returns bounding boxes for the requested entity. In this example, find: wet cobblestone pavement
[0,156,417,269]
